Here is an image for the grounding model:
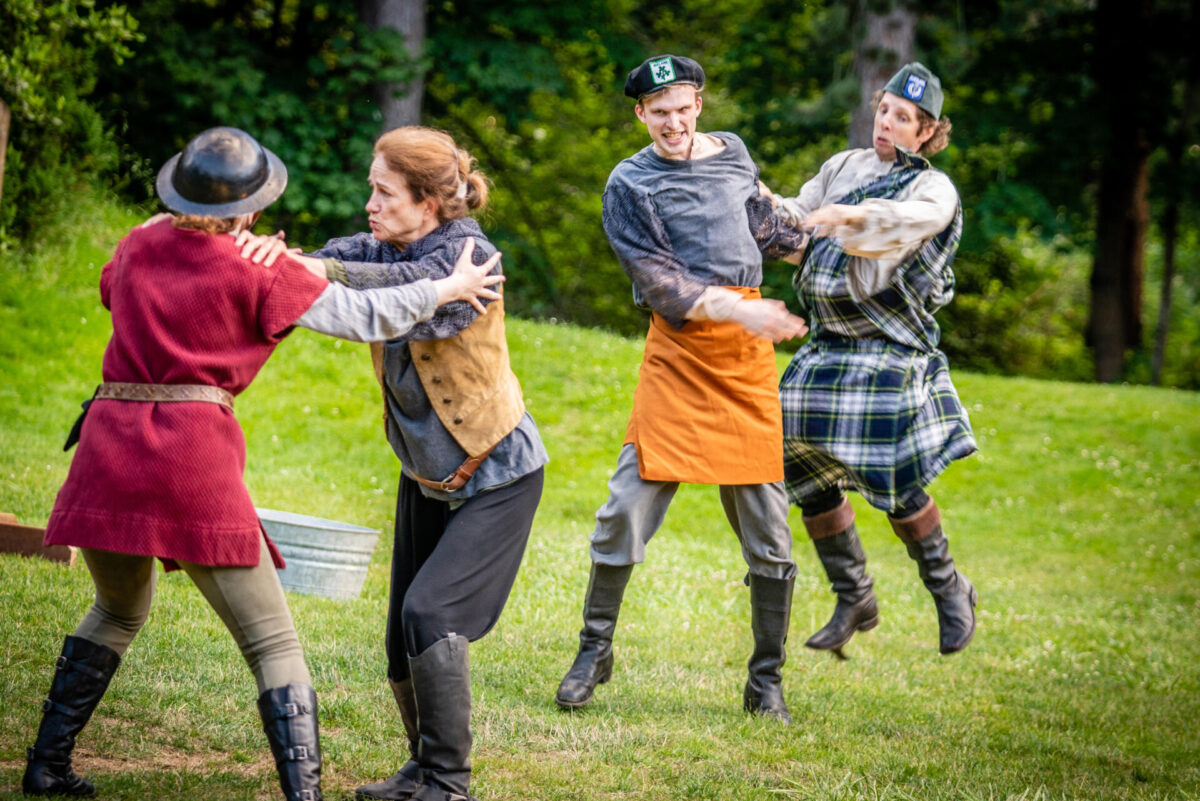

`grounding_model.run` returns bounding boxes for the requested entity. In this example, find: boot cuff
[888,498,941,543]
[802,499,855,540]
